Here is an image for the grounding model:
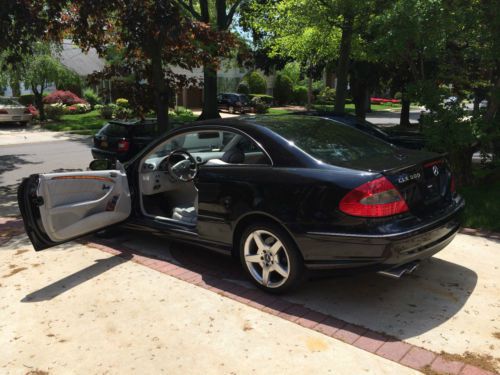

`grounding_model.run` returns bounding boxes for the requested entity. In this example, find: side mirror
[89,159,116,171]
